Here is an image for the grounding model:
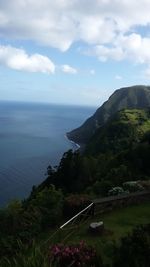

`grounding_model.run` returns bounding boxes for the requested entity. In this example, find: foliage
[28,186,63,227]
[86,180,114,197]
[0,245,50,267]
[108,187,126,196]
[1,100,150,266]
[63,194,91,217]
[86,109,150,156]
[123,181,144,192]
[0,186,63,259]
[1,202,150,267]
[40,109,150,199]
[49,241,102,267]
[41,150,98,193]
[68,85,150,144]
[113,224,150,267]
